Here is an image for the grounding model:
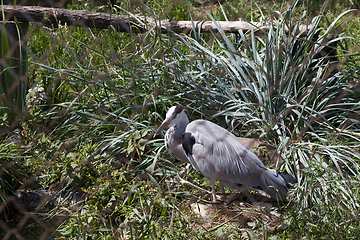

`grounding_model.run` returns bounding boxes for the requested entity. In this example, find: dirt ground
[187,191,287,235]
